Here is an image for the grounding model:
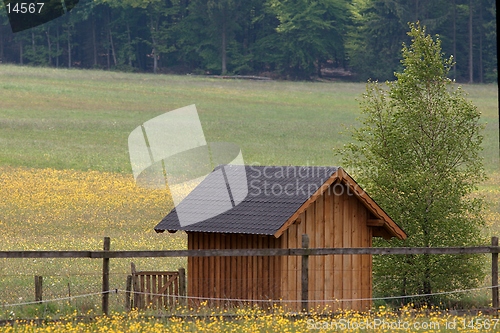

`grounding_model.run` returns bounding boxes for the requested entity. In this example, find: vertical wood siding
[187,182,374,311]
[187,232,281,306]
[281,183,373,311]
